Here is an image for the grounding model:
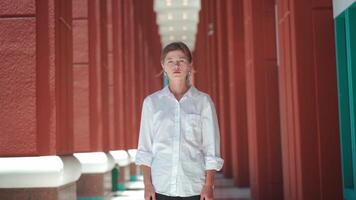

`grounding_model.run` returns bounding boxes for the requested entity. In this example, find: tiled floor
[112,173,251,200]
